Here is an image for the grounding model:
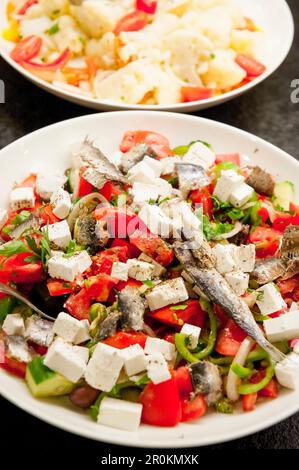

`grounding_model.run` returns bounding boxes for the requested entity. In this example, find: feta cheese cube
[0,209,8,231]
[128,161,156,184]
[264,311,299,342]
[275,356,299,389]
[182,141,215,169]
[44,338,87,383]
[225,271,249,296]
[131,182,159,204]
[48,250,92,281]
[85,342,124,391]
[146,353,171,384]
[36,173,66,200]
[2,314,25,336]
[110,261,129,281]
[160,156,180,175]
[97,397,143,431]
[43,220,72,250]
[145,277,189,311]
[138,204,173,237]
[127,259,155,281]
[213,244,236,274]
[25,316,54,347]
[229,183,254,208]
[120,344,146,376]
[138,253,166,277]
[53,312,90,345]
[180,323,201,349]
[256,283,286,315]
[142,156,162,177]
[73,345,89,364]
[144,337,176,361]
[234,244,256,273]
[50,188,72,219]
[10,187,35,211]
[168,201,200,236]
[213,170,244,203]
